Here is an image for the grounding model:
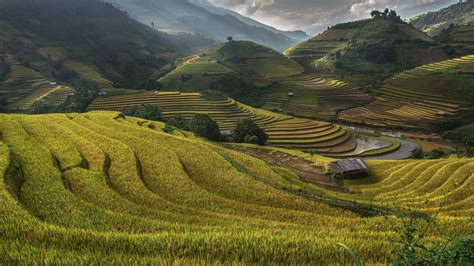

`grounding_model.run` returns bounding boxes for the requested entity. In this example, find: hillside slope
[107,0,300,51]
[410,0,474,36]
[285,16,449,78]
[0,112,472,263]
[159,40,371,121]
[0,0,213,113]
[340,55,474,129]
